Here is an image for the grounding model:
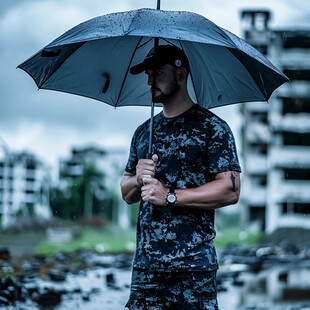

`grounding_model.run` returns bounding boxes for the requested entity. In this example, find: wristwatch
[166,187,177,206]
